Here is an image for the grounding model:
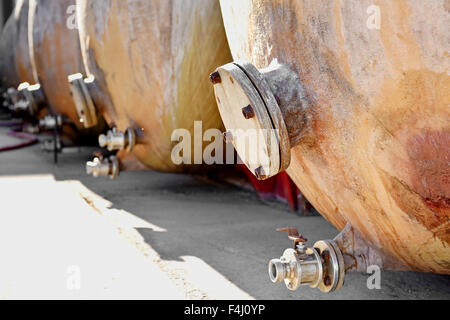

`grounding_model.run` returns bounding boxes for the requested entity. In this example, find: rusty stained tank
[215,0,450,274]
[29,0,90,129]
[0,11,19,89]
[76,0,232,172]
[0,0,35,89]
